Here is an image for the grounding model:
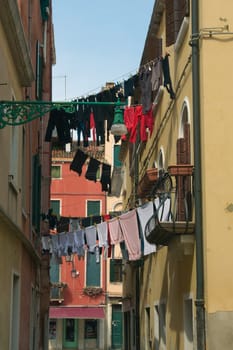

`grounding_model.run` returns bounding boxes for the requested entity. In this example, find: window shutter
[40,0,49,21]
[86,252,100,287]
[174,0,189,39]
[110,259,115,282]
[36,41,43,100]
[51,165,61,179]
[114,145,122,168]
[165,0,175,47]
[166,0,189,47]
[32,154,41,232]
[87,201,100,217]
[50,200,60,217]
